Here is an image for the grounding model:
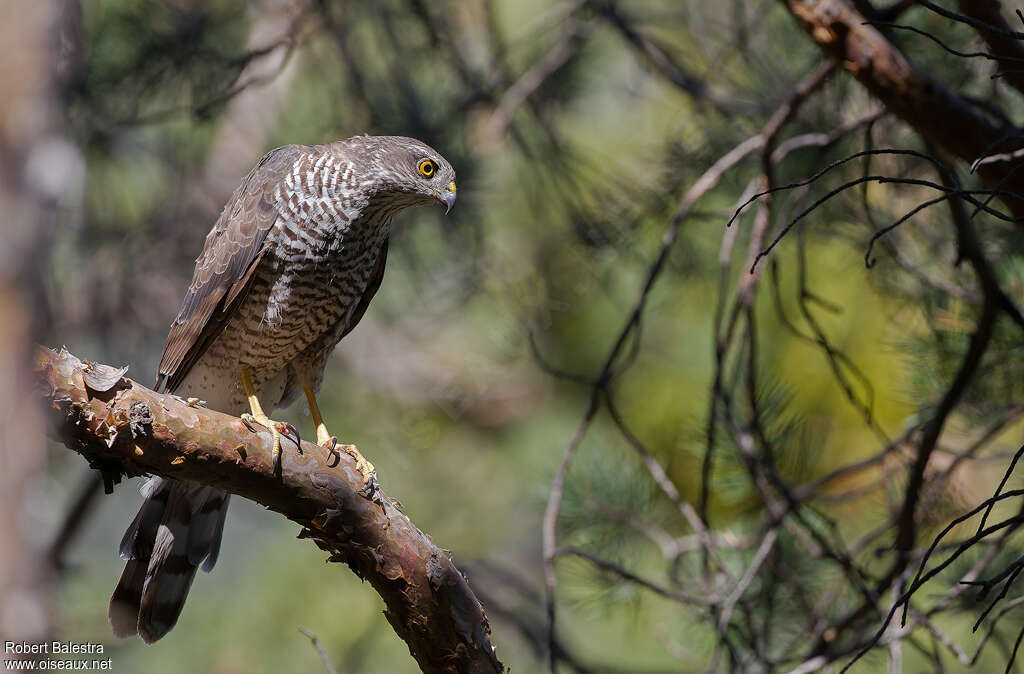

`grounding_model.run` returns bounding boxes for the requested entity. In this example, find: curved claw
[282,422,302,453]
[320,435,341,468]
[241,416,259,434]
[240,412,288,473]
